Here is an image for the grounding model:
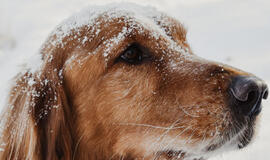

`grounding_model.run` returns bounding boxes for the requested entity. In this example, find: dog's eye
[119,44,149,64]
